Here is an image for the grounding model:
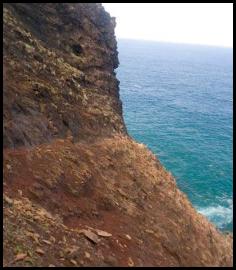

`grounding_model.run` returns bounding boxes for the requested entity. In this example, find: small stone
[128,257,134,267]
[50,236,56,243]
[14,253,28,262]
[27,232,40,243]
[48,264,56,267]
[59,250,64,258]
[18,190,23,196]
[145,229,154,234]
[42,240,52,245]
[4,195,13,205]
[70,259,77,266]
[64,246,78,255]
[95,229,112,237]
[125,234,132,240]
[79,229,100,244]
[6,164,11,170]
[36,248,45,255]
[85,251,90,259]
